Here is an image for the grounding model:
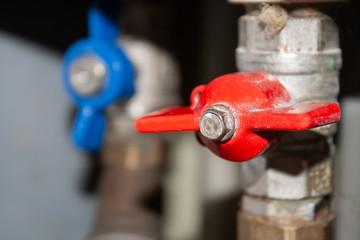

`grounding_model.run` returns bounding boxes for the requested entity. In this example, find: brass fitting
[238,210,333,240]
